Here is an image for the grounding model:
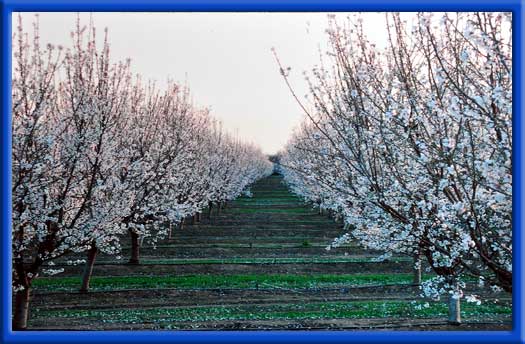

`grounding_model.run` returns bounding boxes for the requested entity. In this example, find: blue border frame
[1,1,523,343]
